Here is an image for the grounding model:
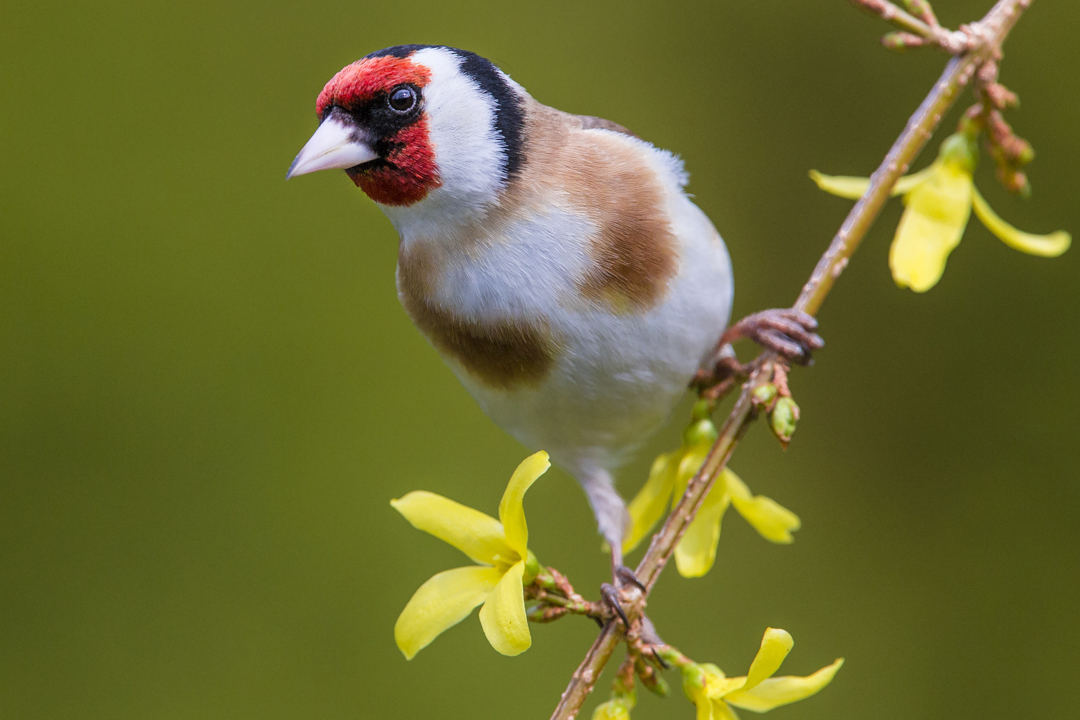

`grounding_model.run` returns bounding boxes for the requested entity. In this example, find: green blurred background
[2,1,1078,718]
